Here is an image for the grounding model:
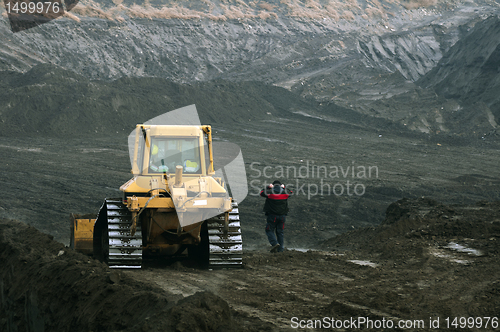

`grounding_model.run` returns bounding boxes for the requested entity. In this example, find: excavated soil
[0,219,237,331]
[1,197,499,331]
